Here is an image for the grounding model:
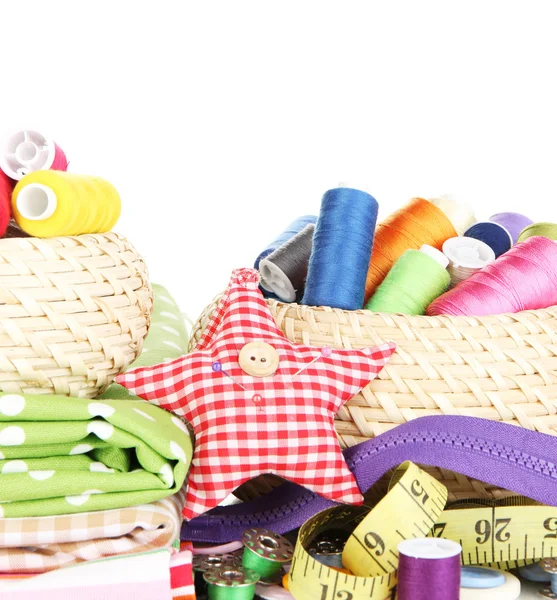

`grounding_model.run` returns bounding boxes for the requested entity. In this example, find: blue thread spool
[518,561,551,583]
[302,187,378,310]
[464,221,513,258]
[254,215,317,269]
